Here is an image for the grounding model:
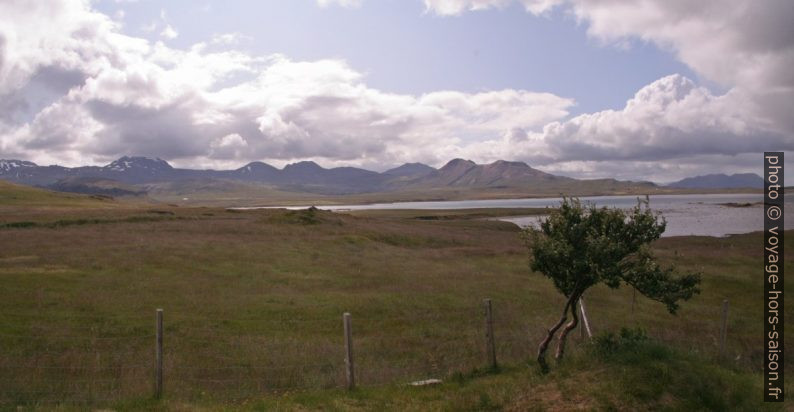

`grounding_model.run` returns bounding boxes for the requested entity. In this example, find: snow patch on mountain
[104,156,173,172]
[0,160,37,173]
